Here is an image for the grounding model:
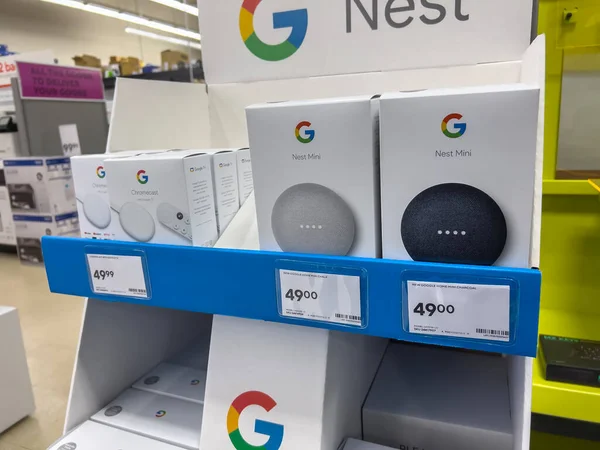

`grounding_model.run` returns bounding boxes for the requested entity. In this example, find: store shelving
[42,236,542,357]
[532,308,600,424]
